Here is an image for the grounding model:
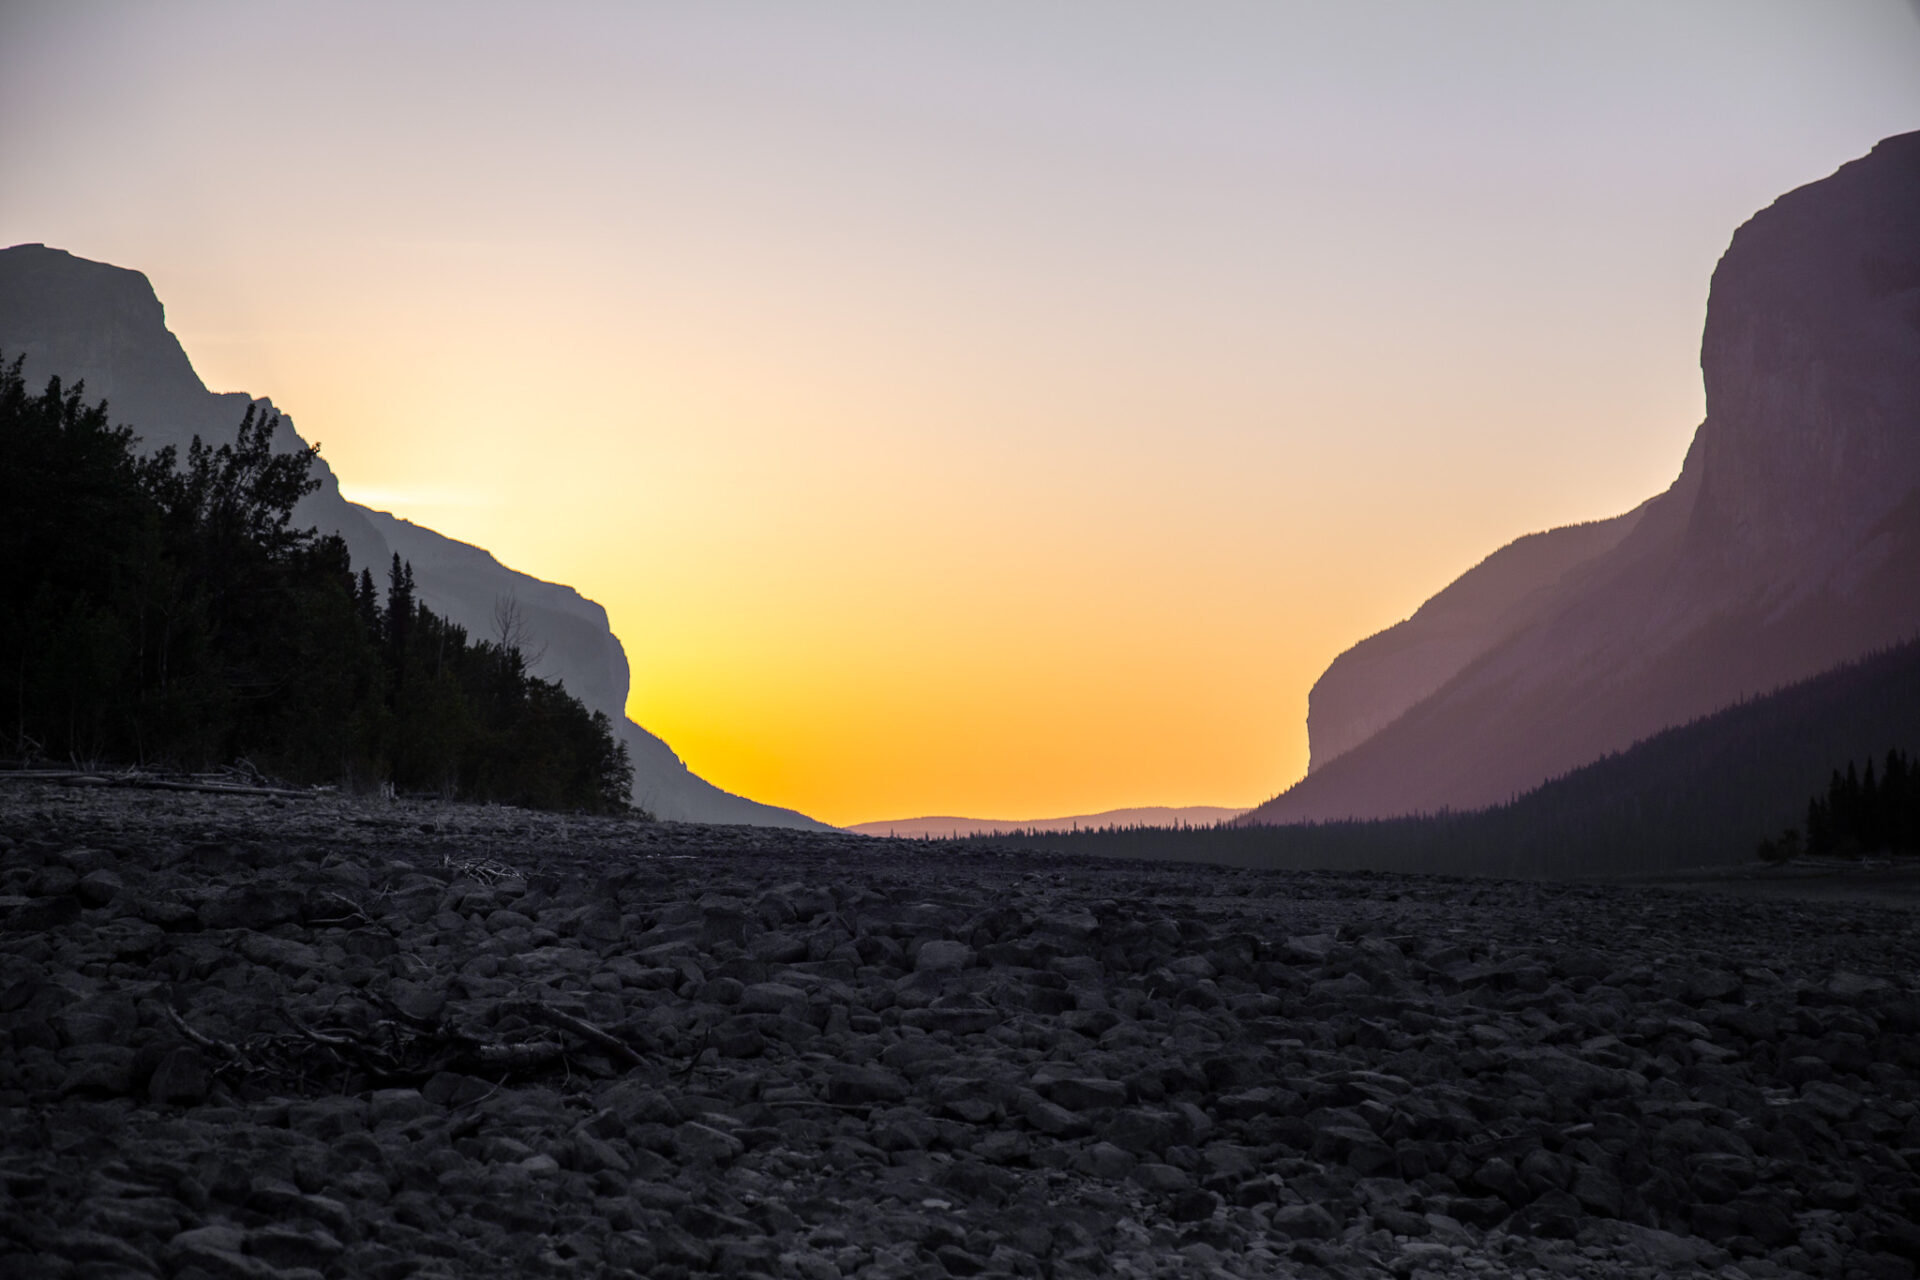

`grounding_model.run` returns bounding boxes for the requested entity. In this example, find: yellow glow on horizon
[117,219,1707,829]
[148,231,1706,829]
